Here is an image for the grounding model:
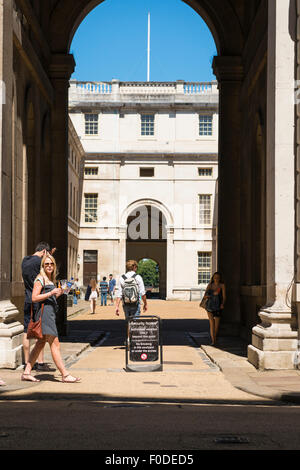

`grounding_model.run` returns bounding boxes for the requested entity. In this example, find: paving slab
[0,300,299,405]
